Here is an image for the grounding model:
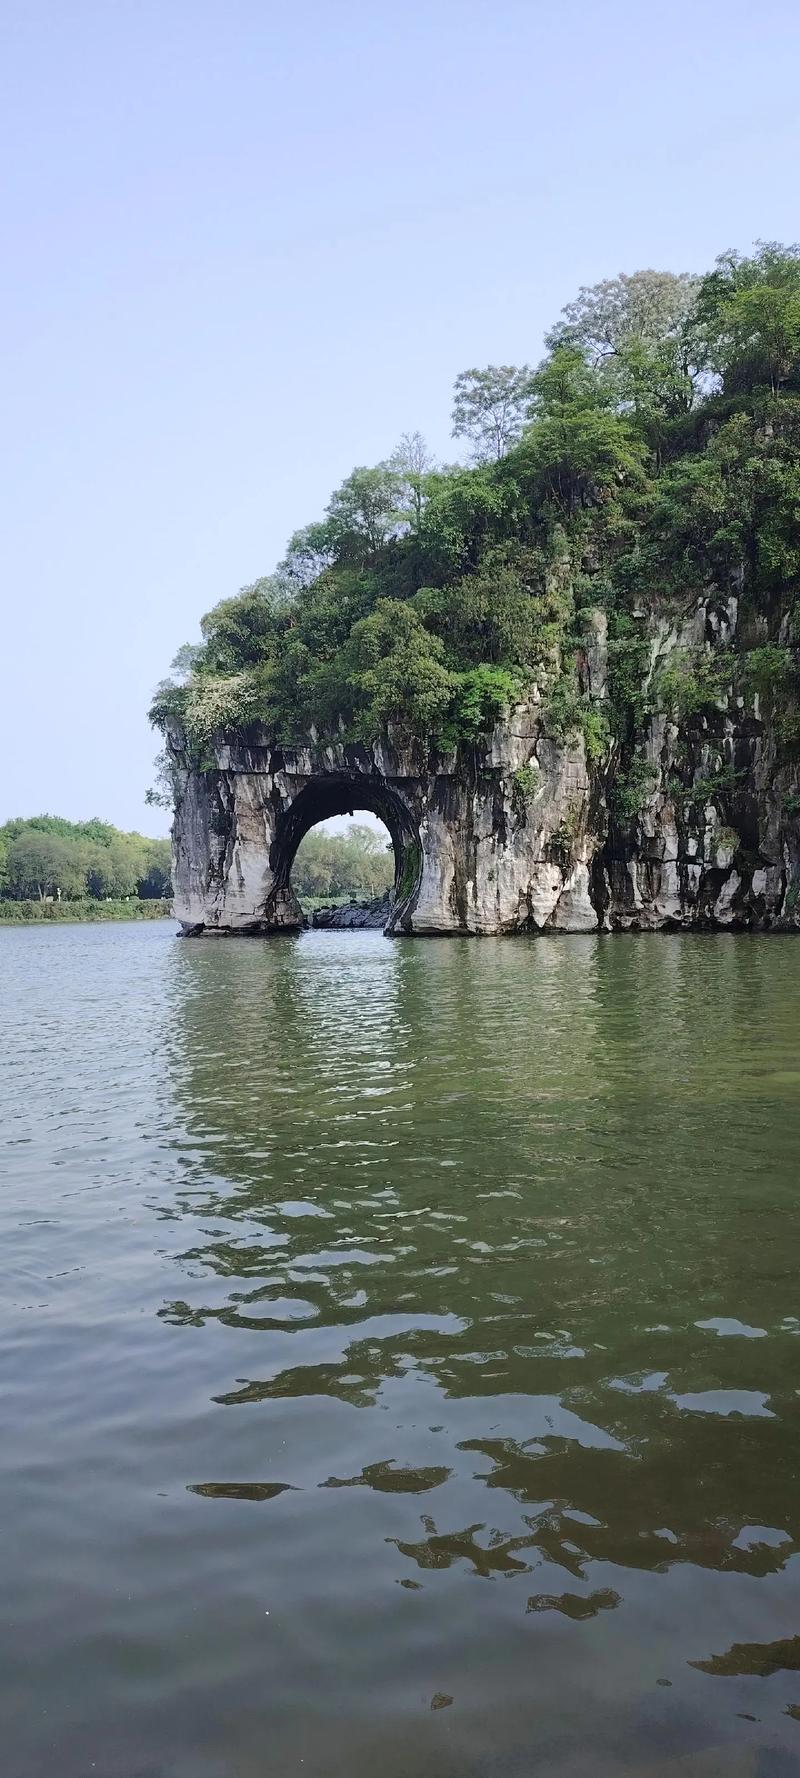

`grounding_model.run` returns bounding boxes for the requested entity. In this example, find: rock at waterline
[310,892,392,930]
